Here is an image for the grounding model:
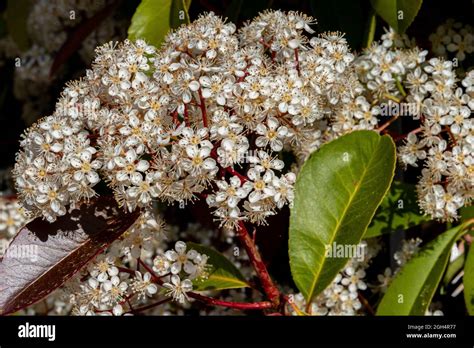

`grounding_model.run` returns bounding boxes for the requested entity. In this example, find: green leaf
[170,0,191,28]
[363,10,377,48]
[464,245,474,315]
[442,254,464,288]
[365,181,429,238]
[289,130,396,302]
[460,205,474,223]
[187,243,249,291]
[376,226,465,315]
[5,0,31,51]
[370,0,423,34]
[128,0,192,48]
